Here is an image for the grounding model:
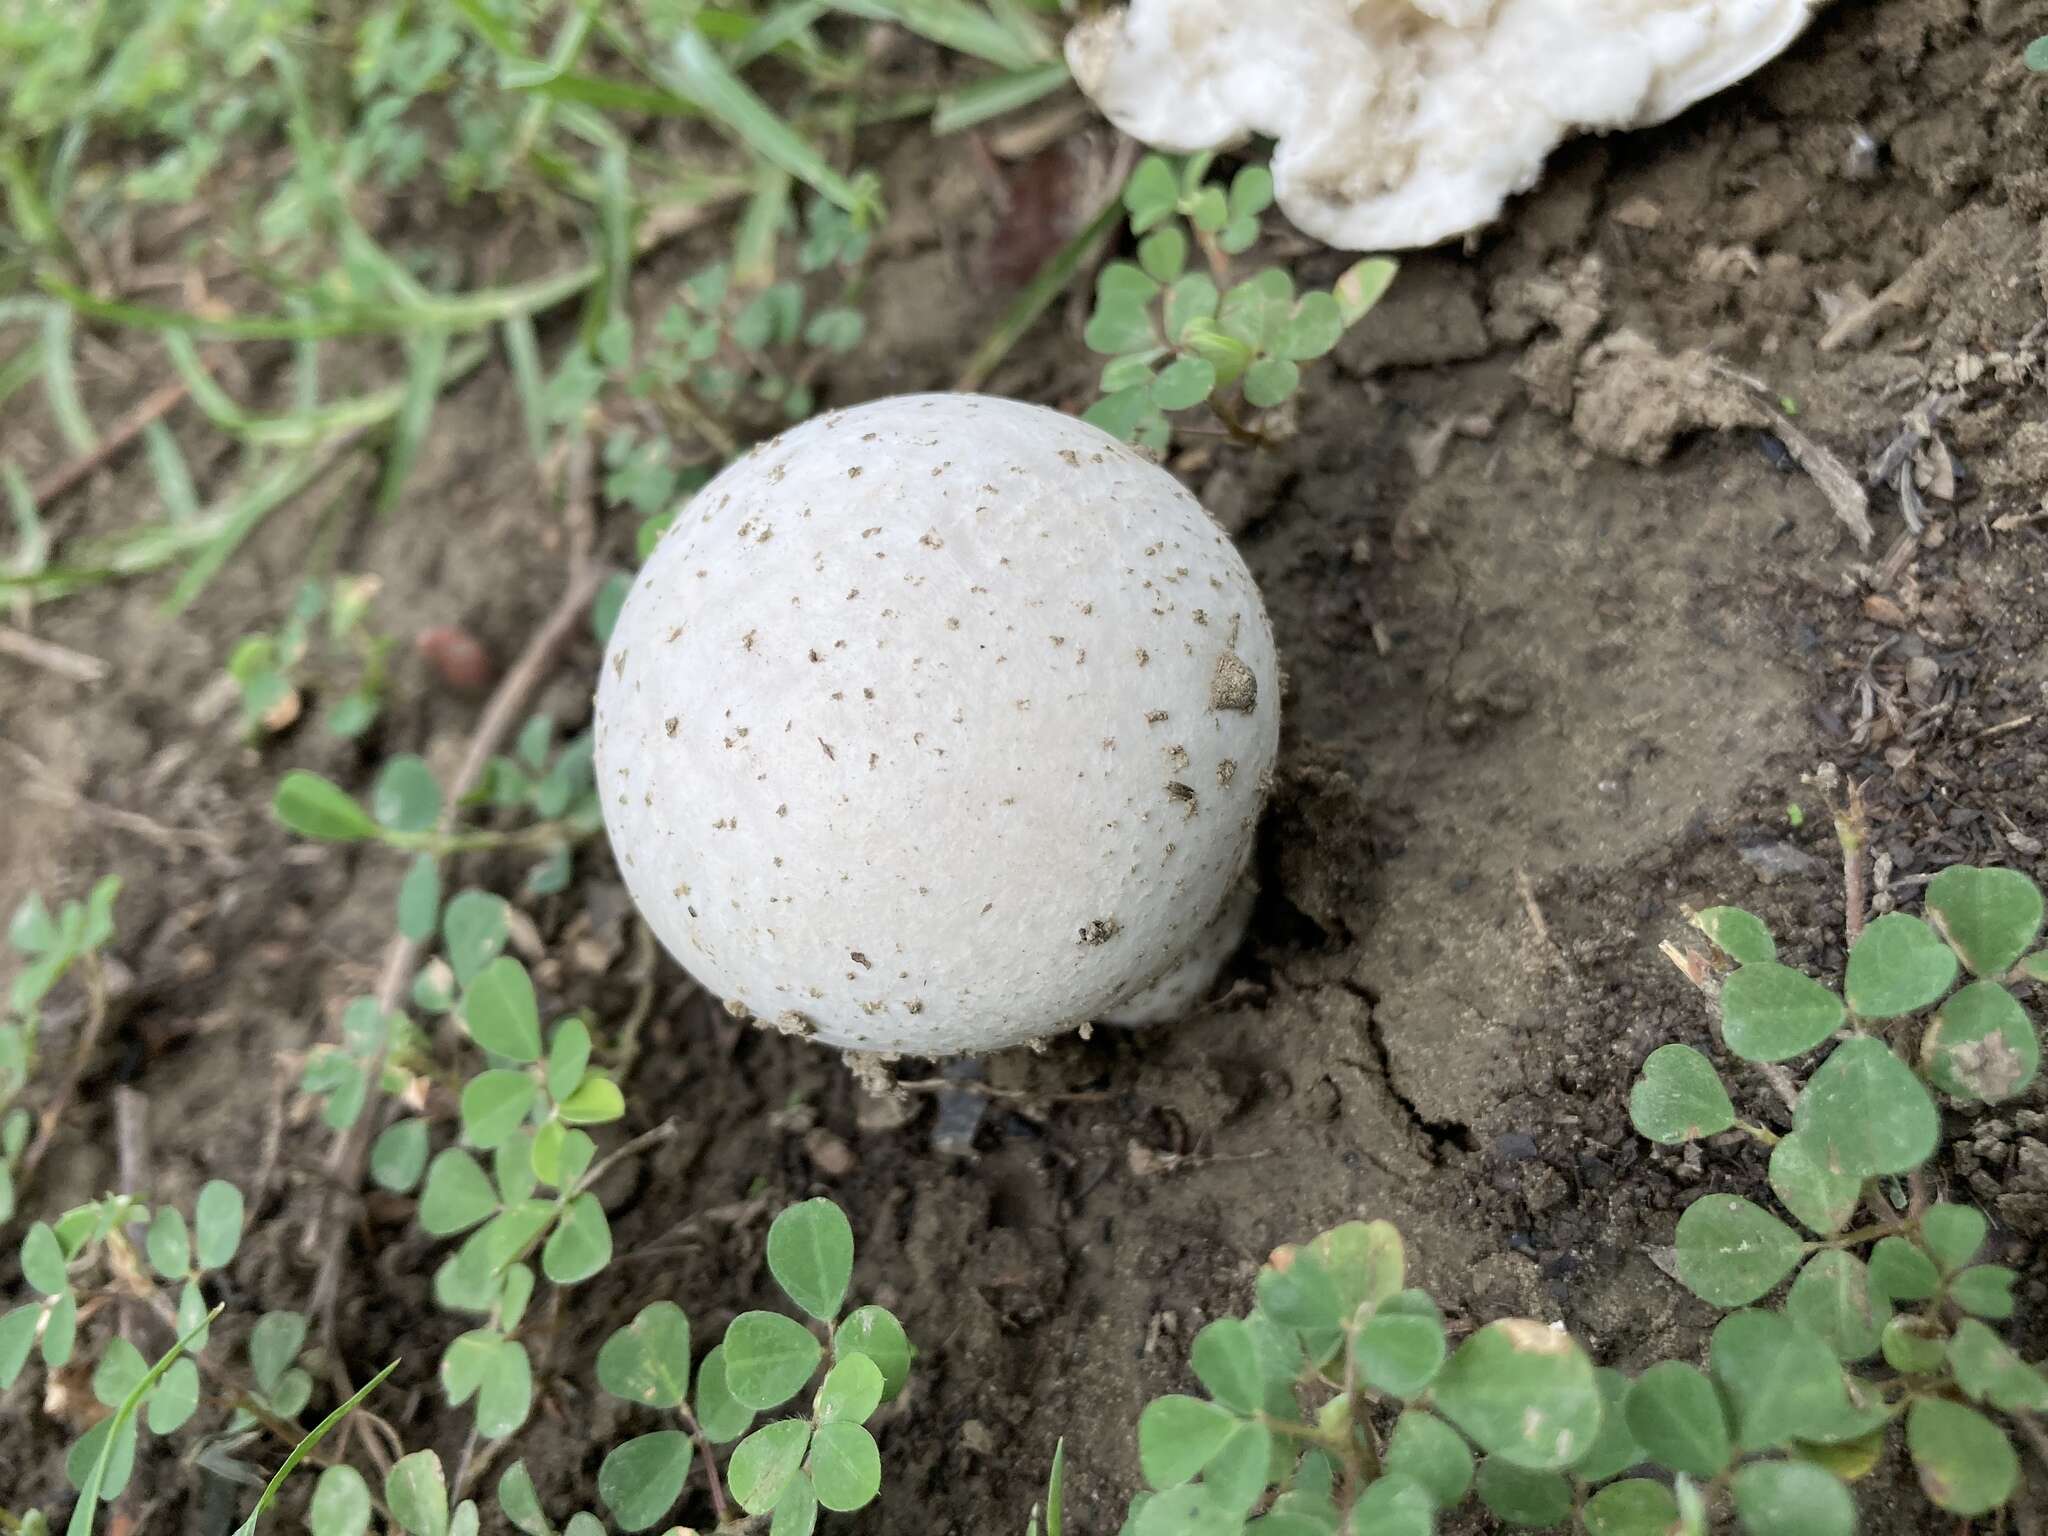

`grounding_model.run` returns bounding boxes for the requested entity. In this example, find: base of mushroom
[1099,880,1256,1026]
